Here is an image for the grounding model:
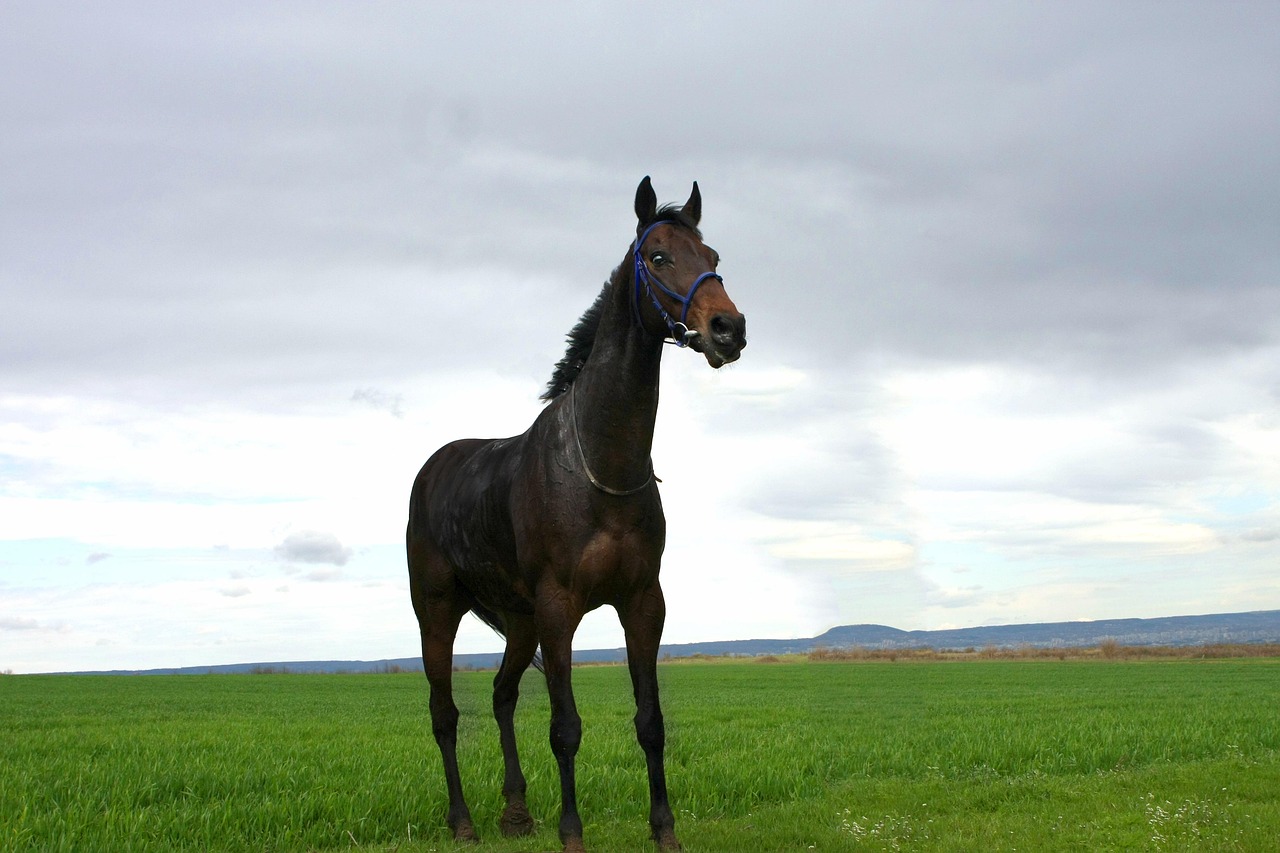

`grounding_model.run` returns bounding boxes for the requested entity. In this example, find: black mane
[541,280,611,402]
[540,205,700,403]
